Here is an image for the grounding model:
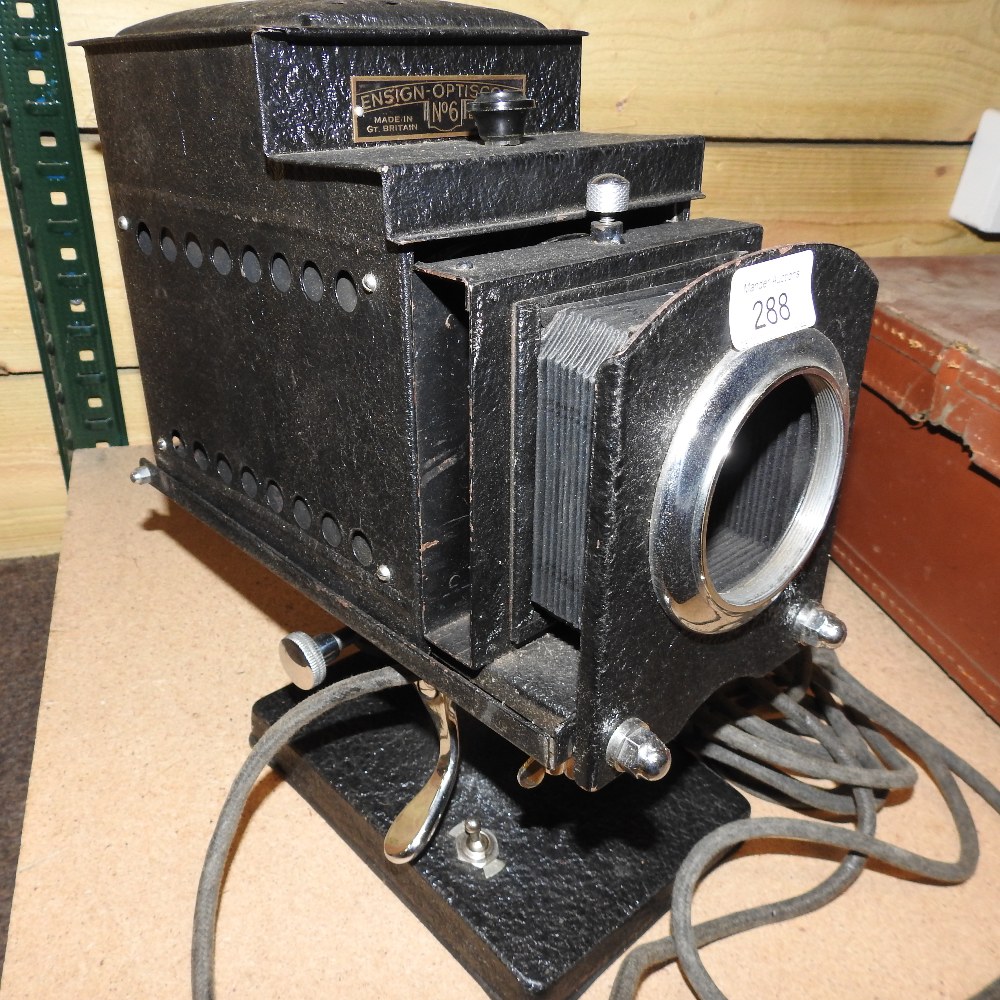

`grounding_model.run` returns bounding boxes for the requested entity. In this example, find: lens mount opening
[703,370,845,610]
[649,329,850,634]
